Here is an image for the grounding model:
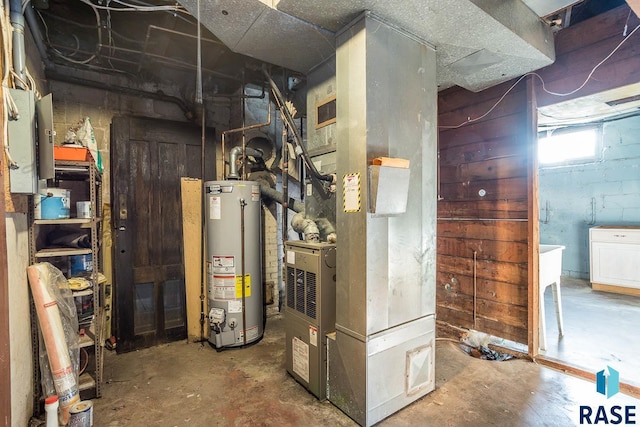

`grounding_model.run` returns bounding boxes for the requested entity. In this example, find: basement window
[538,126,601,166]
